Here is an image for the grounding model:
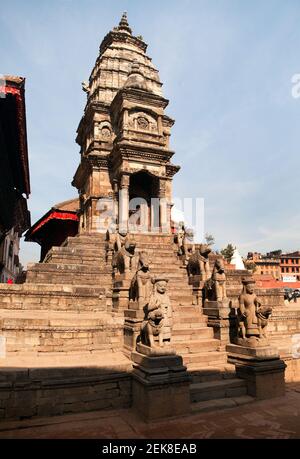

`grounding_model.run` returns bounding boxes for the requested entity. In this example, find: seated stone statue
[204,258,227,302]
[129,251,152,309]
[140,276,172,348]
[187,243,211,280]
[236,277,272,346]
